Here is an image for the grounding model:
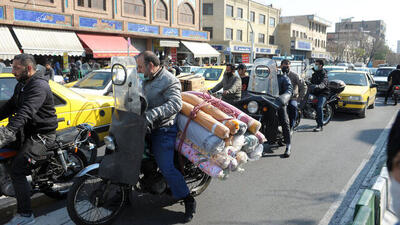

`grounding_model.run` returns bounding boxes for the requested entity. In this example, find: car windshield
[328,72,367,86]
[194,68,223,81]
[0,67,12,73]
[0,78,18,106]
[181,67,191,73]
[375,68,394,77]
[325,67,346,72]
[73,71,111,90]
